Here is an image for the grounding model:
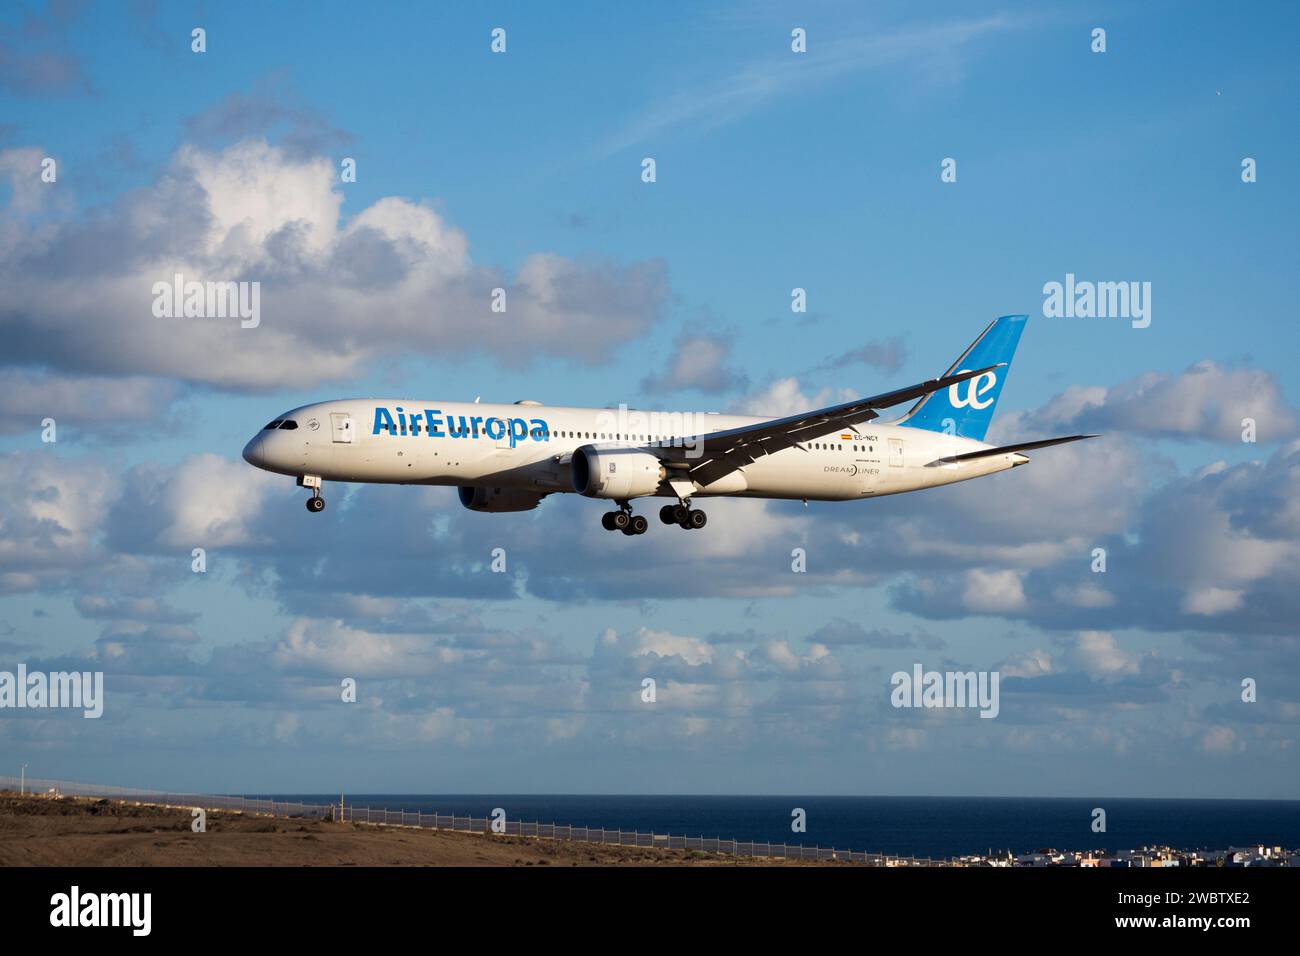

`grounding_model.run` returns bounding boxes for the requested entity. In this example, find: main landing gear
[599,499,707,535]
[298,474,325,513]
[659,501,707,530]
[601,501,648,535]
